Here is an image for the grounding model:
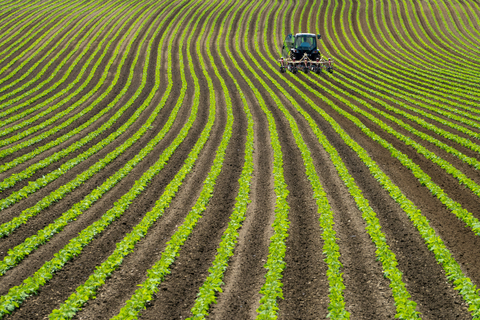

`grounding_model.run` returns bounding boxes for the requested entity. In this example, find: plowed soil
[1,0,479,319]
